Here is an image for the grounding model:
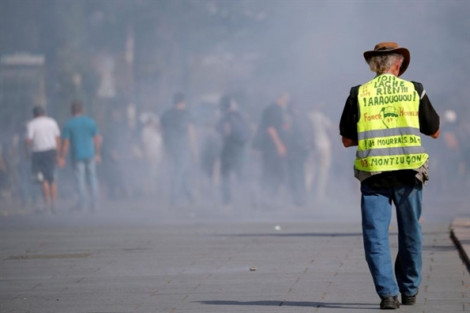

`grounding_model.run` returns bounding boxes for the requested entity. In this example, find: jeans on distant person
[360,181,422,298]
[74,158,99,209]
[169,152,193,207]
[220,144,244,205]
